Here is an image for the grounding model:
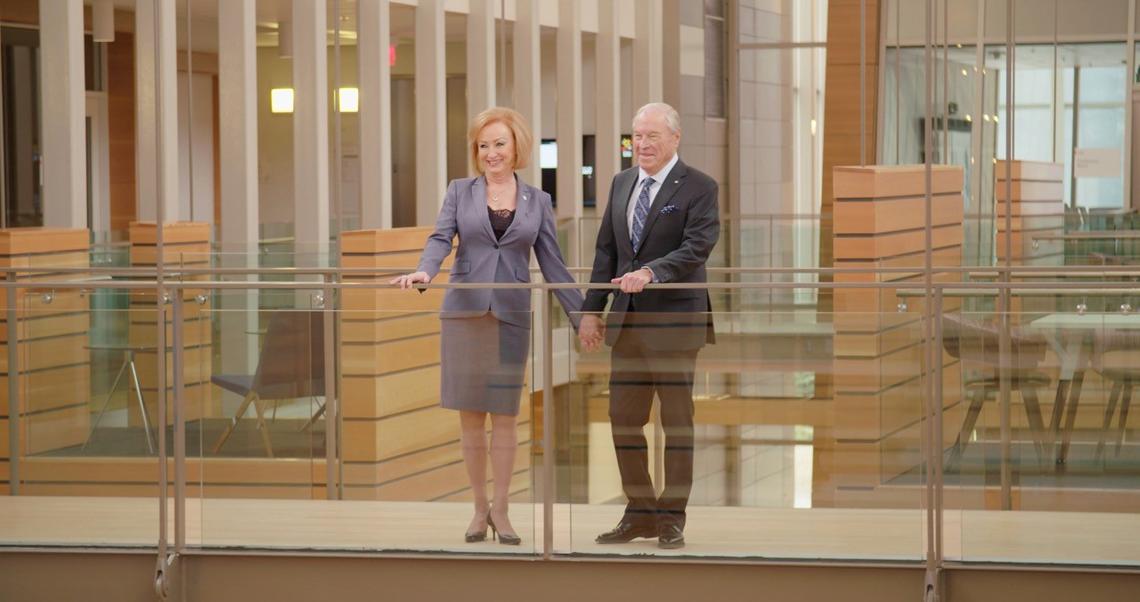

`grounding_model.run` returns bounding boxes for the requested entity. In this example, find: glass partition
[6,0,1140,579]
[561,292,928,560]
[1,285,159,548]
[190,286,539,555]
[0,275,1137,568]
[941,289,1140,566]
